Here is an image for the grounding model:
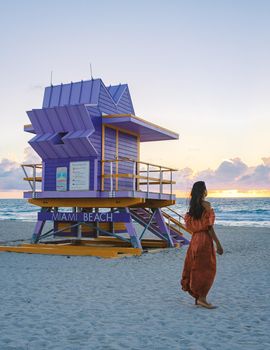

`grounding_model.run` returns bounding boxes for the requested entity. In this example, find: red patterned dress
[181,208,216,299]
